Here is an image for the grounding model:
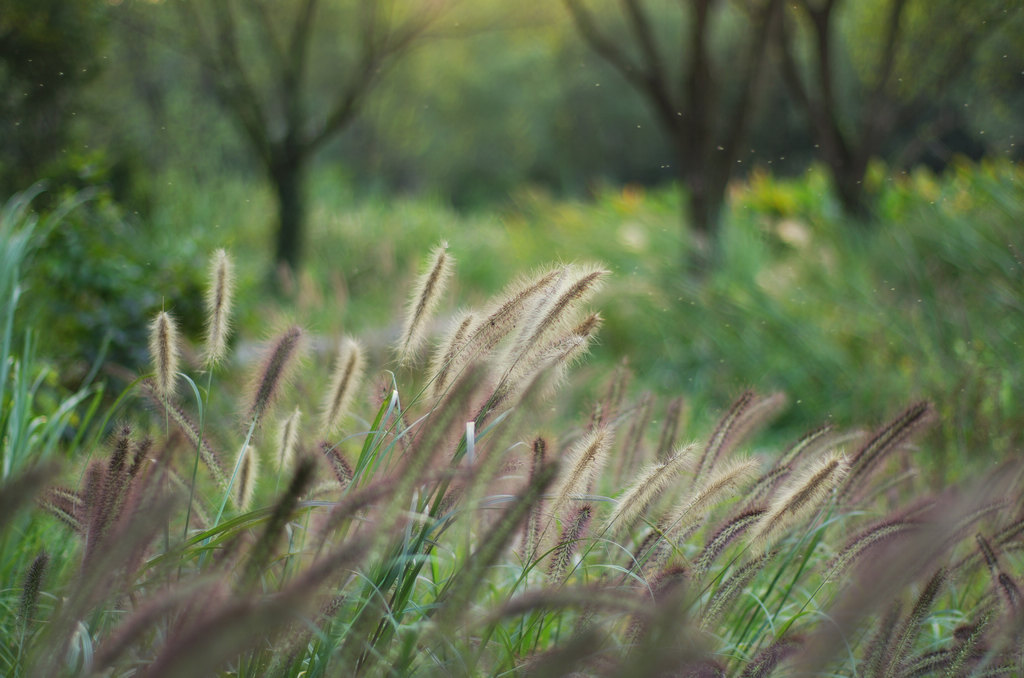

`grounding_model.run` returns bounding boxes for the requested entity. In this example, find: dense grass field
[2,160,1023,676]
